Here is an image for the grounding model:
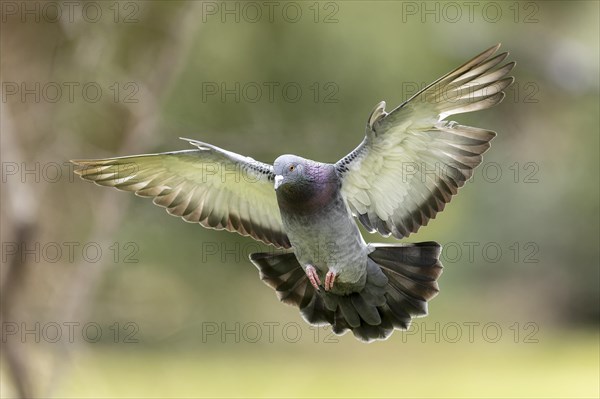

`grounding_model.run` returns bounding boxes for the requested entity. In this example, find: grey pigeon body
[72,45,515,342]
[273,157,368,295]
